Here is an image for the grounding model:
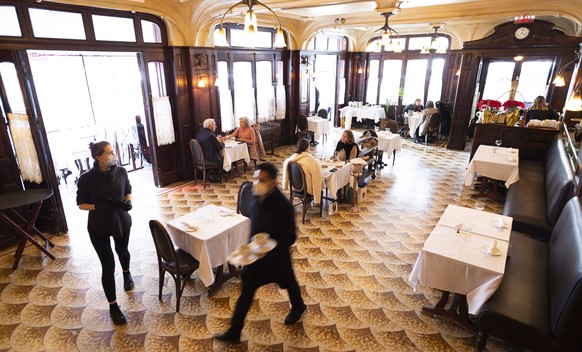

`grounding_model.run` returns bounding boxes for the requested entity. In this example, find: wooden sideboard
[471,124,560,161]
